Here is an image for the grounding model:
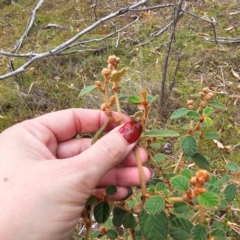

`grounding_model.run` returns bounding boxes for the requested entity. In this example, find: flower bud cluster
[107,55,120,70]
[187,99,194,110]
[184,170,210,201]
[199,87,214,103]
